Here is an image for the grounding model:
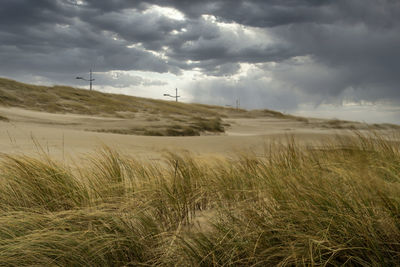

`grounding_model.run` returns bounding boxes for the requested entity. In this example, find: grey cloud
[188,68,301,111]
[0,1,178,78]
[266,21,400,102]
[142,79,168,86]
[91,72,168,87]
[0,0,70,28]
[85,9,187,51]
[0,0,300,79]
[0,1,176,79]
[147,0,336,26]
[174,0,400,106]
[154,0,400,29]
[201,63,241,77]
[1,0,400,115]
[164,16,298,75]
